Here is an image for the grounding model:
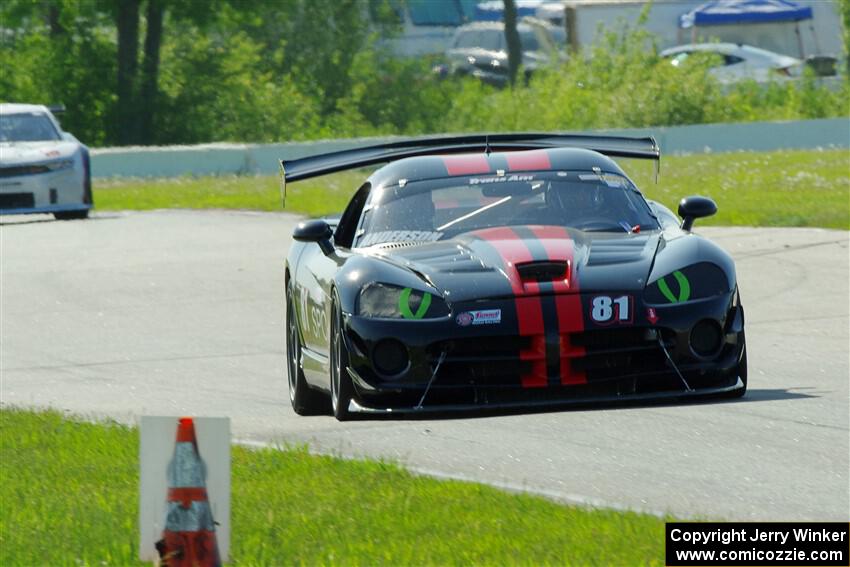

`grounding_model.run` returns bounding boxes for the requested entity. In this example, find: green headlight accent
[674,271,691,302]
[399,287,432,319]
[657,270,691,303]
